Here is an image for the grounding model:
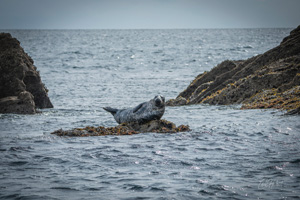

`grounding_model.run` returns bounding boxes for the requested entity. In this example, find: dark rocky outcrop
[167,26,300,114]
[51,119,191,137]
[0,33,53,114]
